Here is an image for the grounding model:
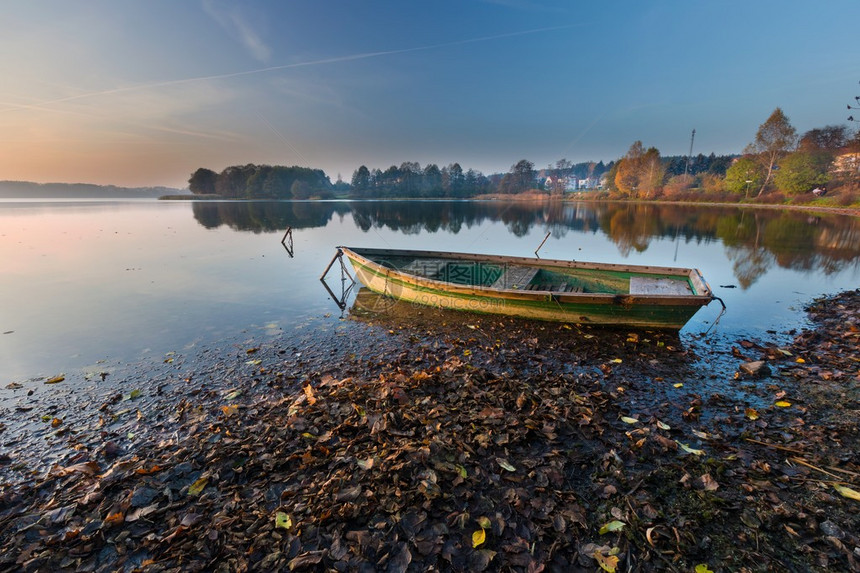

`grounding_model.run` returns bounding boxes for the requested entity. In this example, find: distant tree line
[349,159,611,198]
[190,159,603,200]
[190,100,859,205]
[662,153,736,178]
[349,162,490,198]
[188,165,334,199]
